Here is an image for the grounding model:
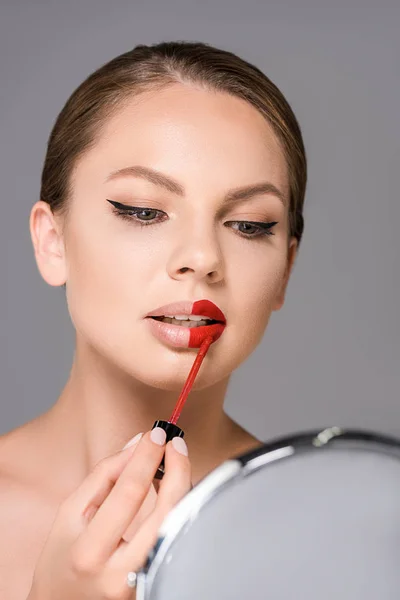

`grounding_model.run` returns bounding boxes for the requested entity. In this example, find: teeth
[159,317,211,327]
[164,314,212,321]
